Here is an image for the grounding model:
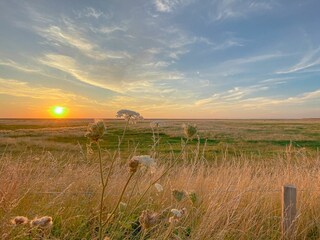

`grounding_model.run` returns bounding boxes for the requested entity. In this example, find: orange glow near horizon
[50,106,68,118]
